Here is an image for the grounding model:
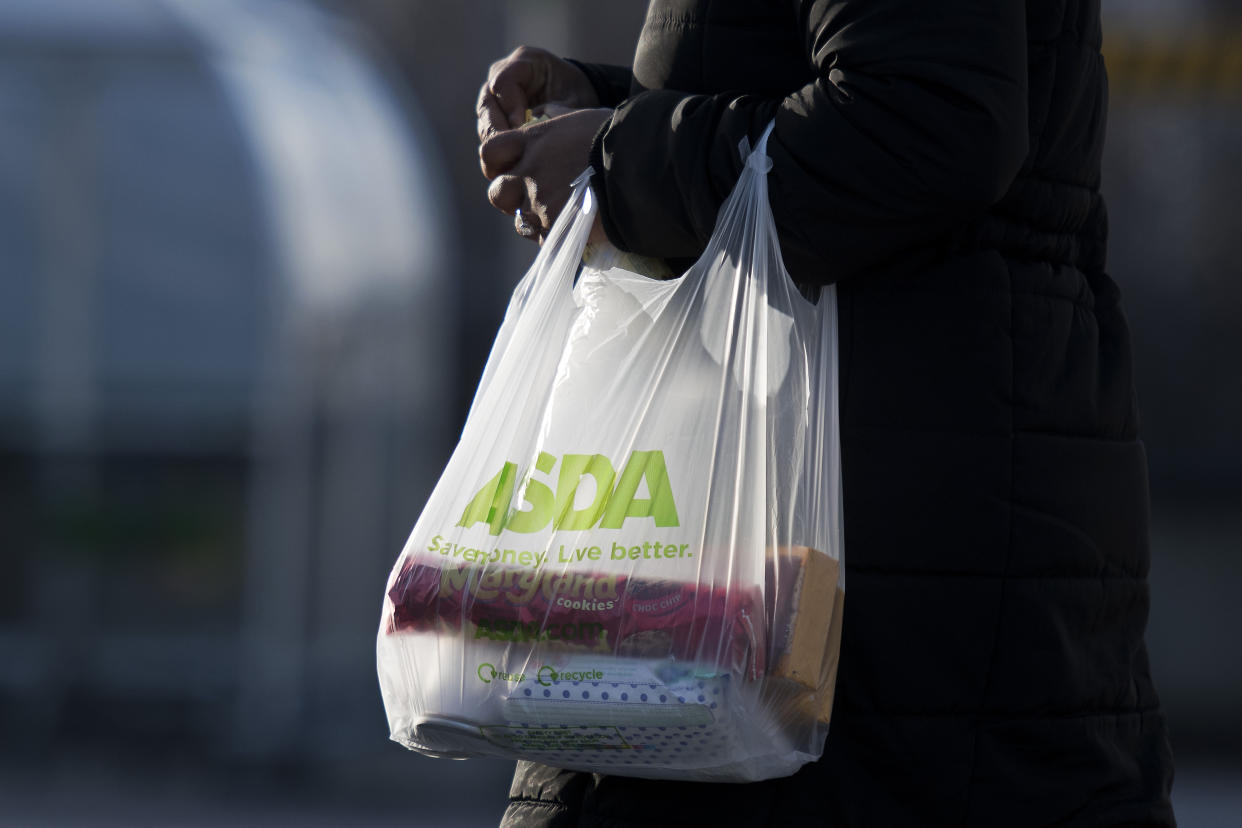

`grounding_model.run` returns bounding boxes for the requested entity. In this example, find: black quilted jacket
[501,1,1176,825]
